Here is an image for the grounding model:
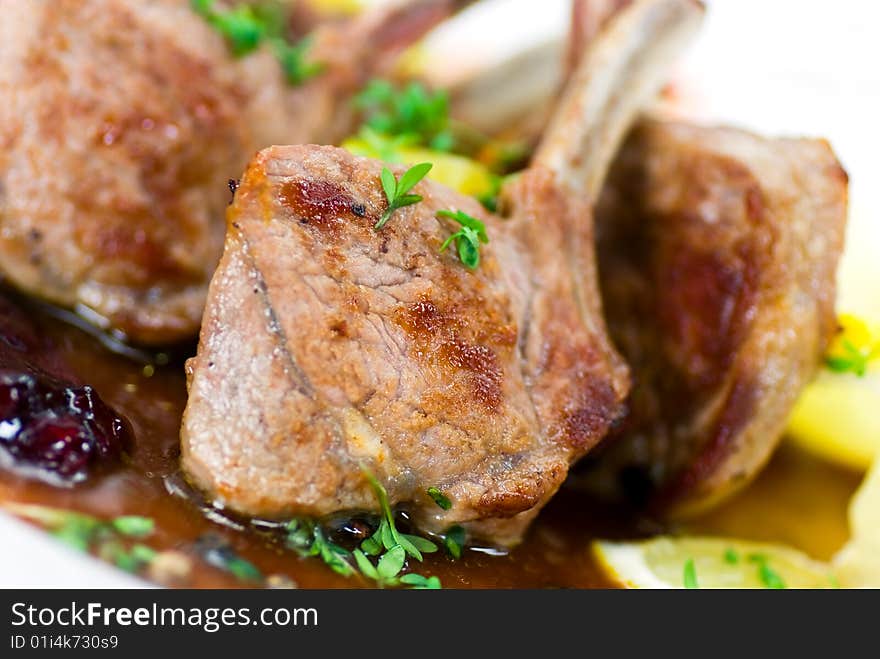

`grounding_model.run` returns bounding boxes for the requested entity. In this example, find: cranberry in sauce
[0,371,129,484]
